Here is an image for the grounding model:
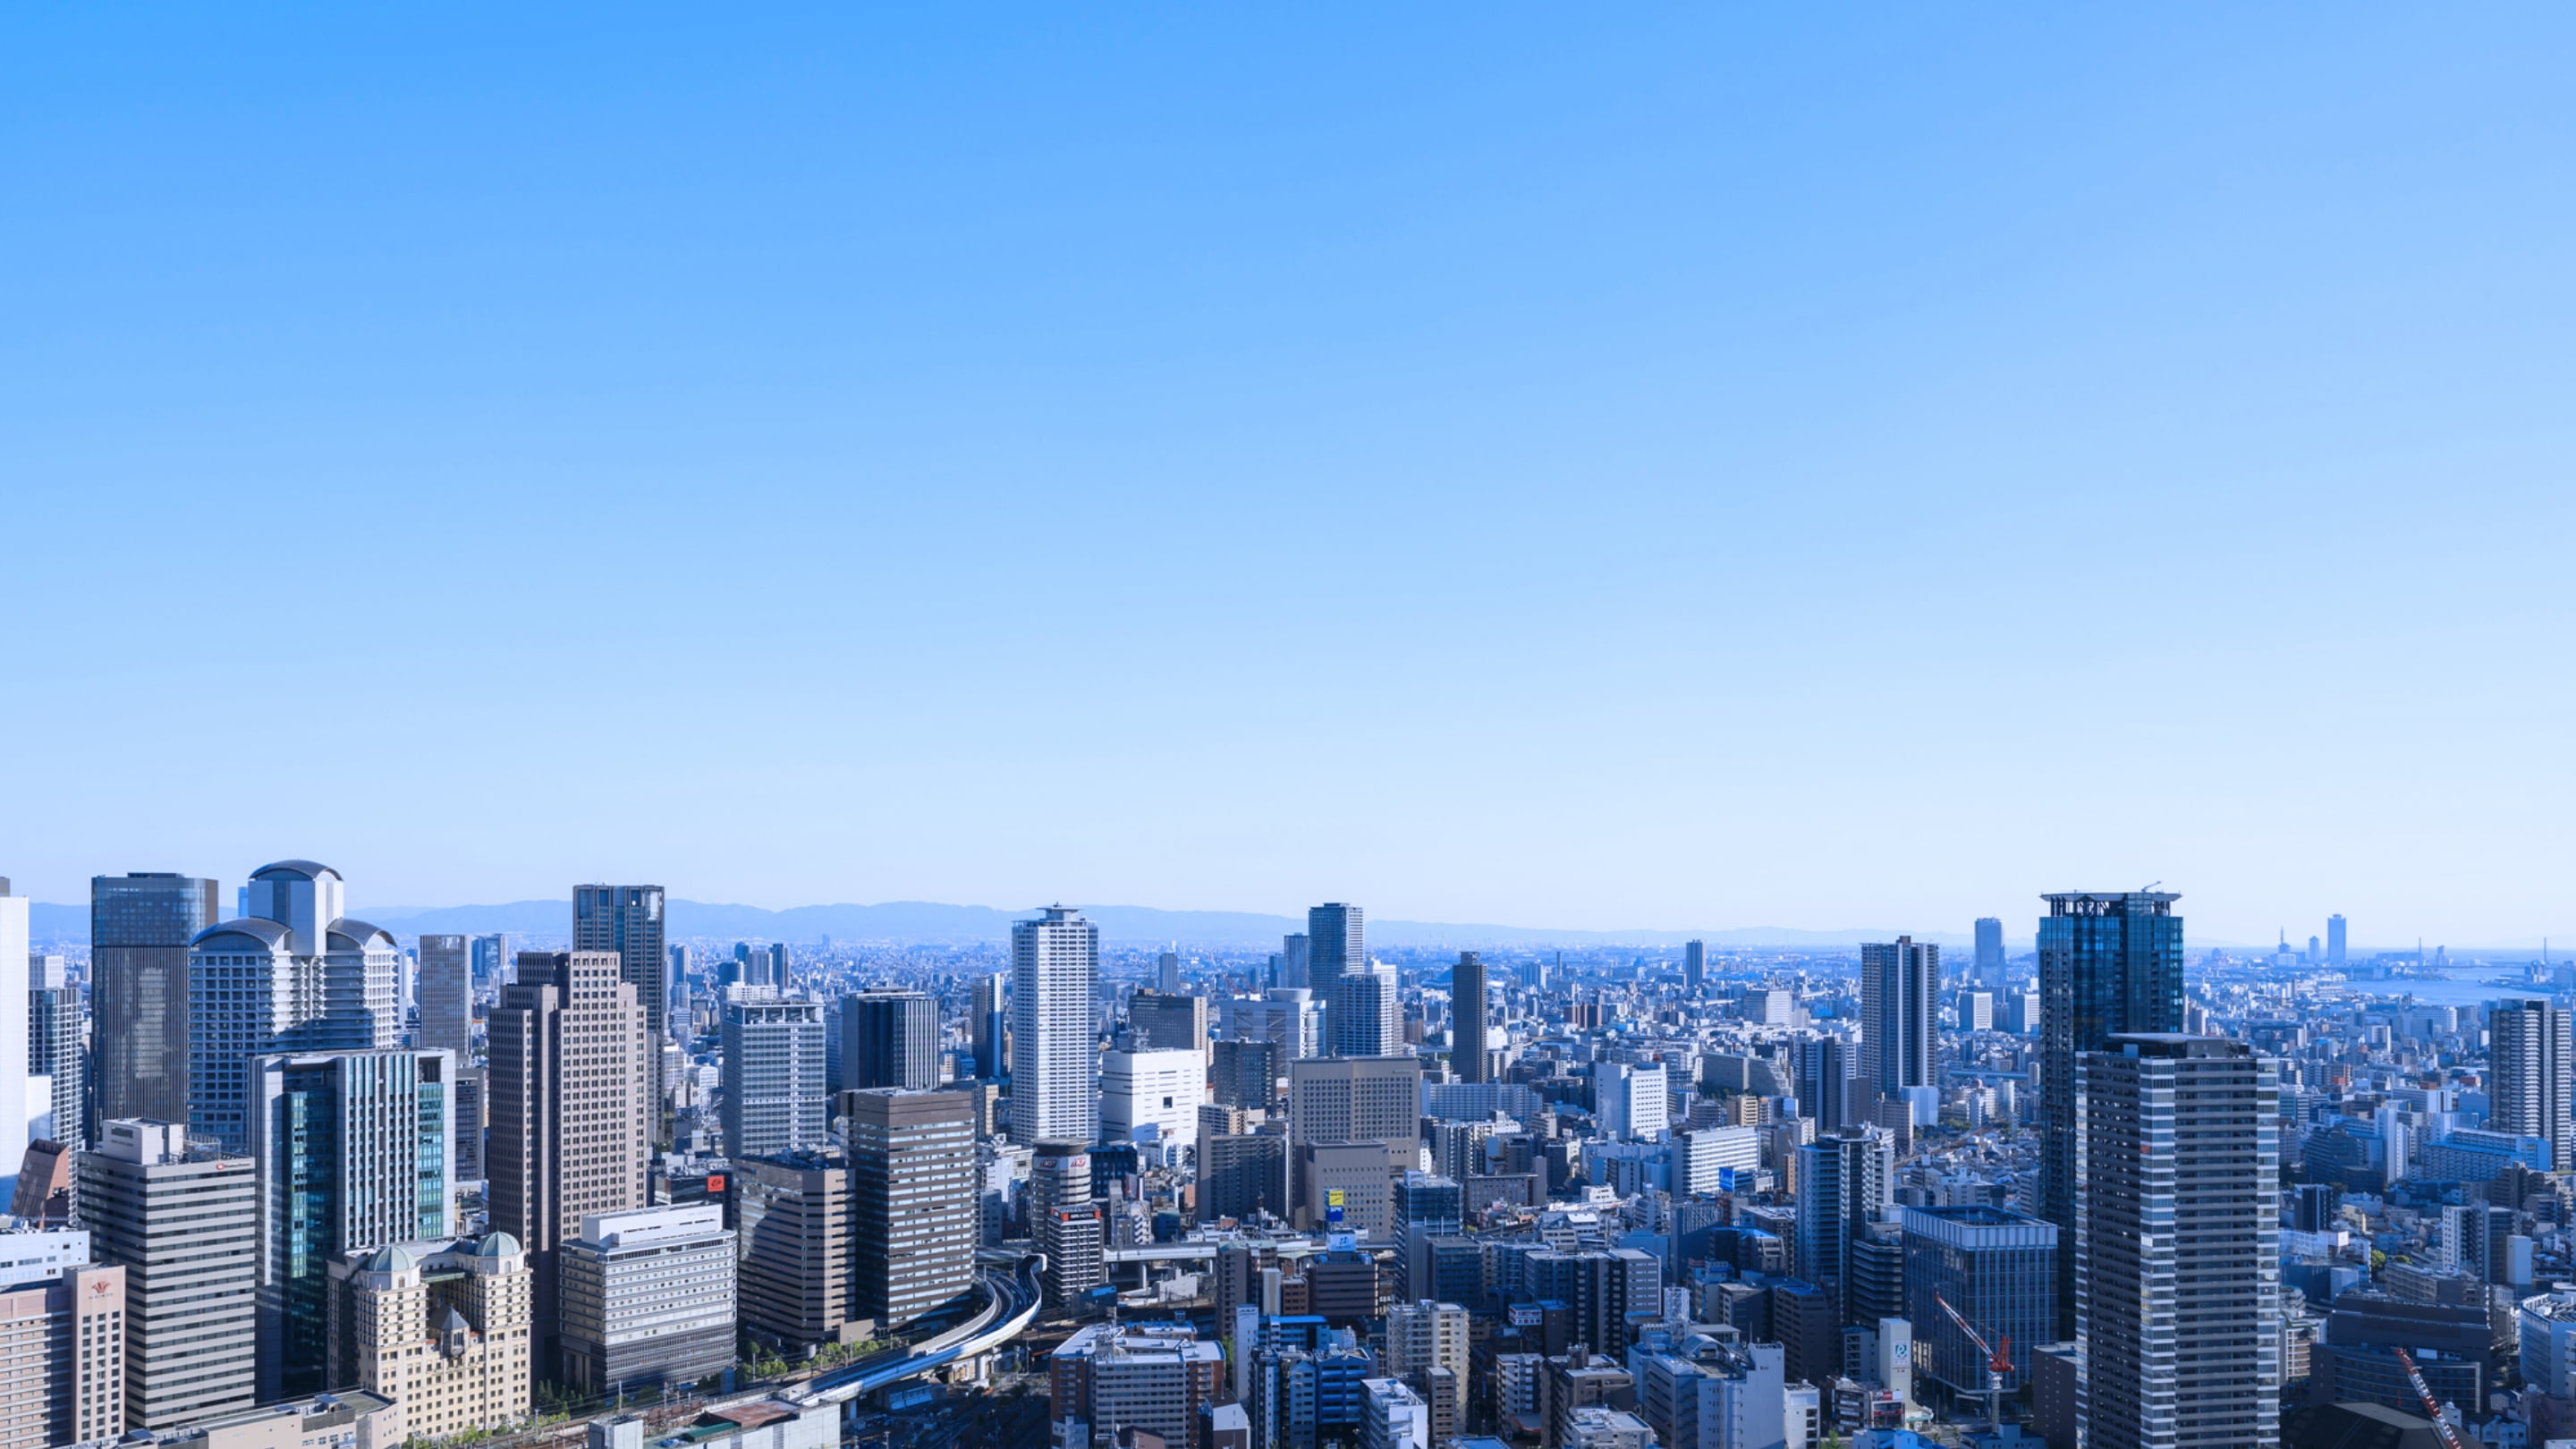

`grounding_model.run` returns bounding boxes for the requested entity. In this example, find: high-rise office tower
[30,960,84,1151]
[80,1118,259,1429]
[1282,933,1311,989]
[247,1048,454,1399]
[418,933,472,1059]
[1860,936,1938,1106]
[1451,953,1488,1083]
[2327,914,2349,967]
[1158,950,1183,994]
[848,1088,979,1327]
[1683,940,1706,996]
[970,971,1008,1080]
[735,1149,860,1352]
[186,862,401,1154]
[1974,918,2005,986]
[1796,1127,1894,1326]
[486,950,648,1373]
[1287,1054,1421,1217]
[842,989,941,1090]
[1010,906,1099,1146]
[2488,999,2572,1171]
[2078,1035,2279,1449]
[572,886,668,1143]
[1032,1141,1105,1308]
[2038,889,2182,1339]
[92,872,222,1131]
[724,991,828,1157]
[470,931,512,988]
[1309,905,1363,1047]
[1334,962,1402,1059]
